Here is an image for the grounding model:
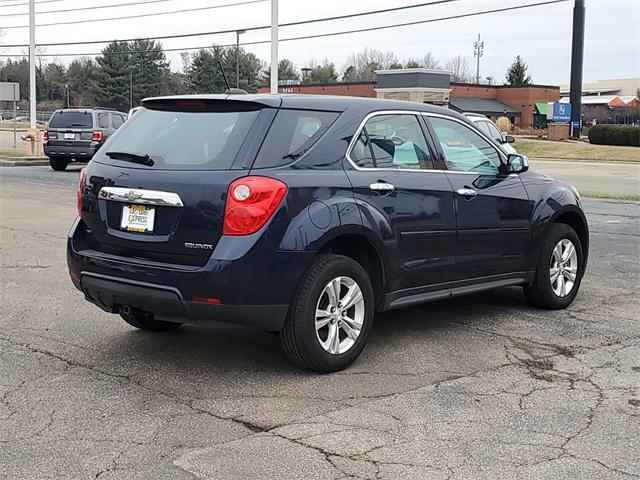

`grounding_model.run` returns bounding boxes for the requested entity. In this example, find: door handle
[457,187,477,198]
[369,182,395,193]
